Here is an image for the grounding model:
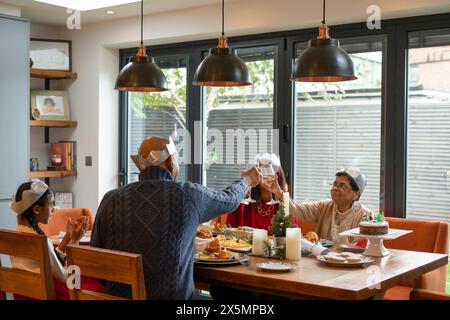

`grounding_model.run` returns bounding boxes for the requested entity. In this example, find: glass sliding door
[202,46,276,189]
[127,55,188,183]
[406,28,450,222]
[293,35,385,212]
